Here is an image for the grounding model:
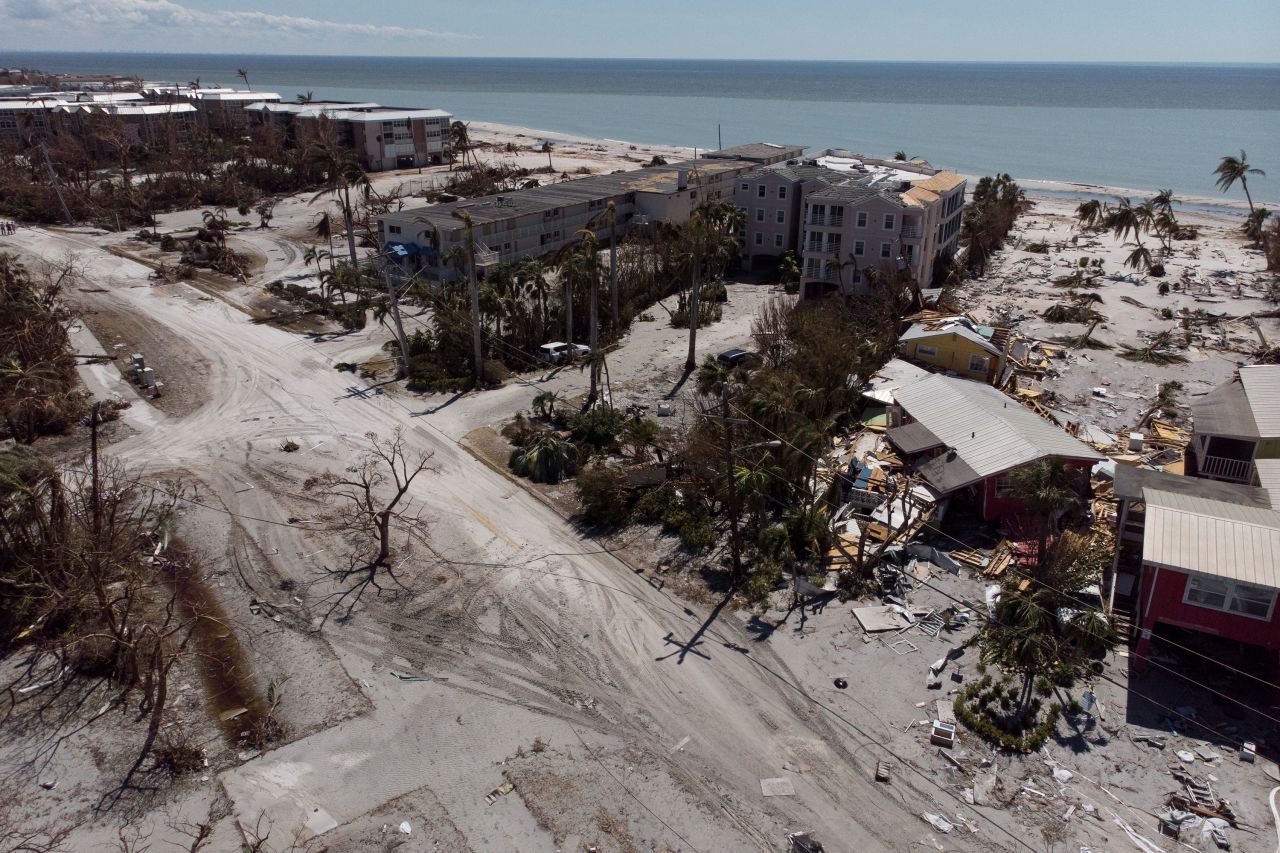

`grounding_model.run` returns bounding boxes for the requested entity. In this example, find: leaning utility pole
[608,202,620,328]
[39,143,74,225]
[381,259,411,380]
[455,211,485,386]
